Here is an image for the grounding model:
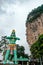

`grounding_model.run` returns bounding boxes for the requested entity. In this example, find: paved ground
[0,63,21,65]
